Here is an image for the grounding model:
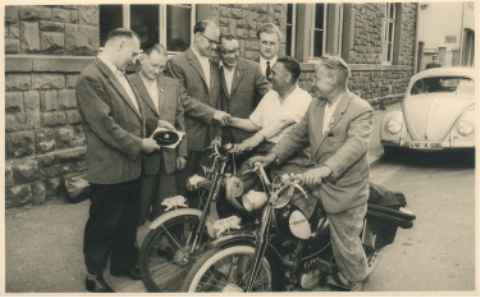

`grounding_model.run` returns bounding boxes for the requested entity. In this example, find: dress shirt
[98,55,140,113]
[249,85,312,143]
[322,96,341,135]
[191,47,211,89]
[259,56,278,77]
[140,75,160,113]
[222,65,236,96]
